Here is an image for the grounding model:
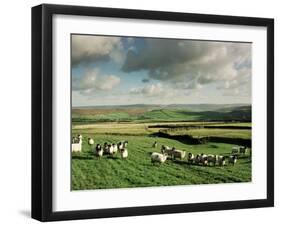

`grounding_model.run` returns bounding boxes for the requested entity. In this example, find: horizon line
[72,103,251,108]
